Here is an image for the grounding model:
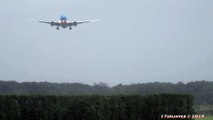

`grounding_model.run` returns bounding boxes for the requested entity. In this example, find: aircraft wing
[39,21,52,24]
[76,19,100,24]
[39,21,61,26]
